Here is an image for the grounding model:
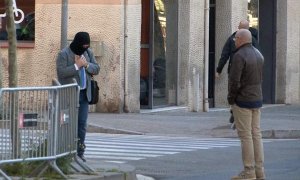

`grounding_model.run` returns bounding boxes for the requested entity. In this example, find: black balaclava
[70,32,90,55]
